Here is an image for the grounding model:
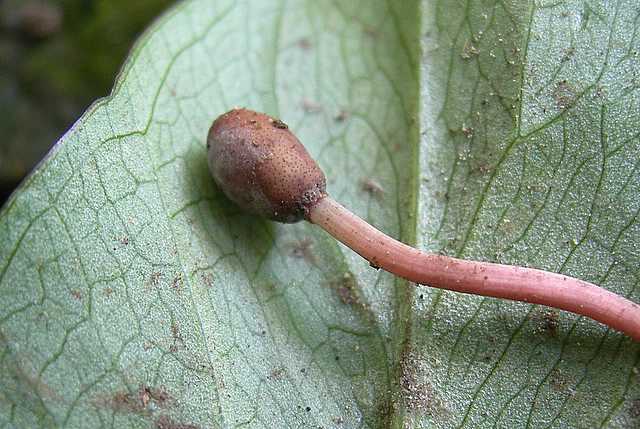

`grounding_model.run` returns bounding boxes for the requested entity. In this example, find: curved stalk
[308,196,640,341]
